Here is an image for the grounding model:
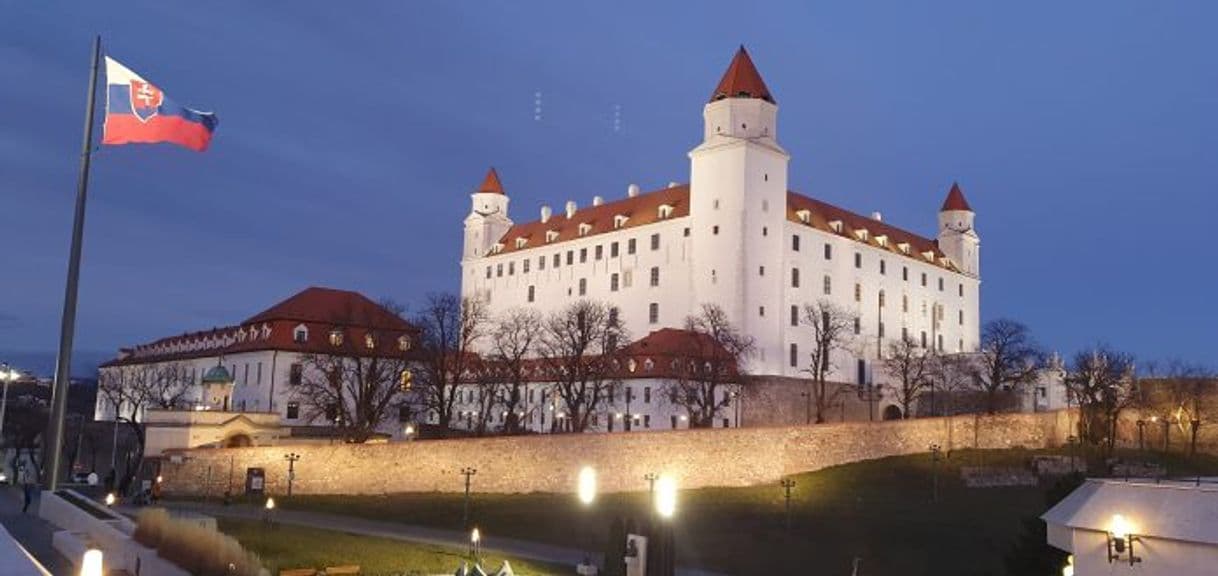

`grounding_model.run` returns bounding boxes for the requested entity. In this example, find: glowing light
[578,466,597,506]
[1062,555,1074,576]
[104,493,116,507]
[471,527,481,544]
[655,475,677,519]
[404,424,415,435]
[156,475,163,484]
[265,497,275,510]
[1110,514,1132,540]
[81,548,104,576]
